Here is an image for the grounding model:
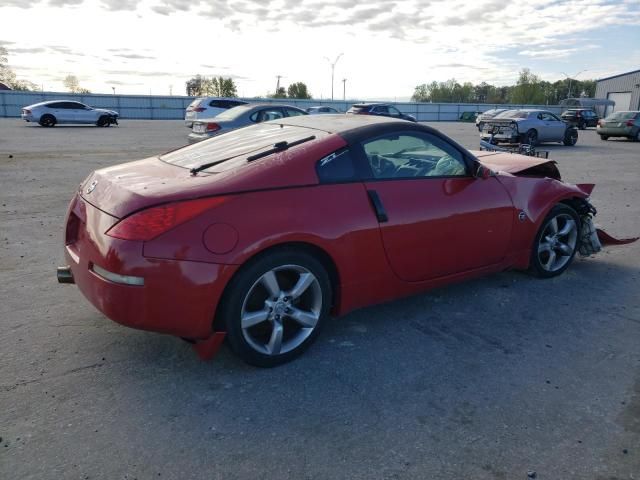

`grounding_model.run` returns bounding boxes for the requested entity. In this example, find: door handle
[367,190,388,223]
